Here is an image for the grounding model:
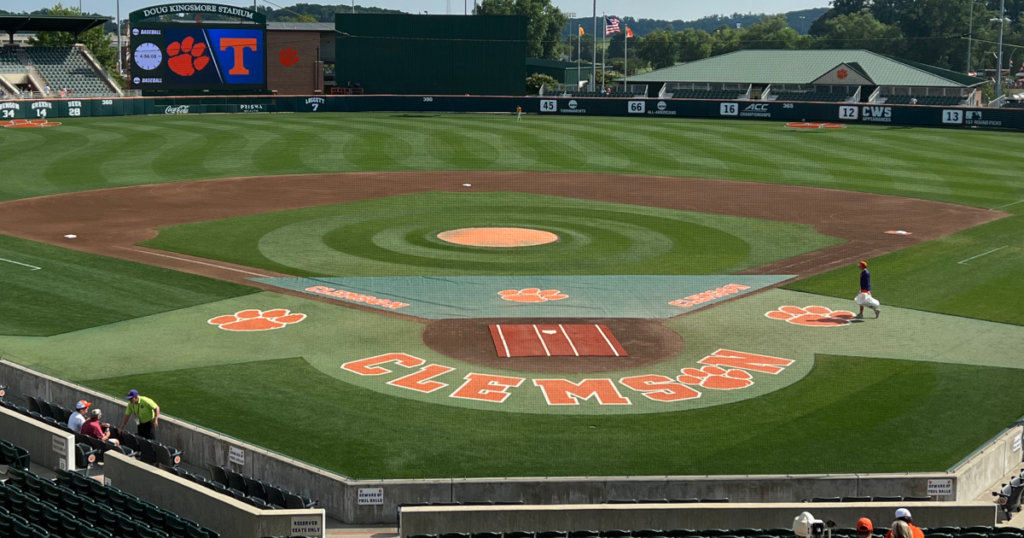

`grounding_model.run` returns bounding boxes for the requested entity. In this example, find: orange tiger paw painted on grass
[677,365,753,390]
[208,309,306,331]
[1,119,62,128]
[765,305,855,327]
[167,36,210,77]
[498,288,568,303]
